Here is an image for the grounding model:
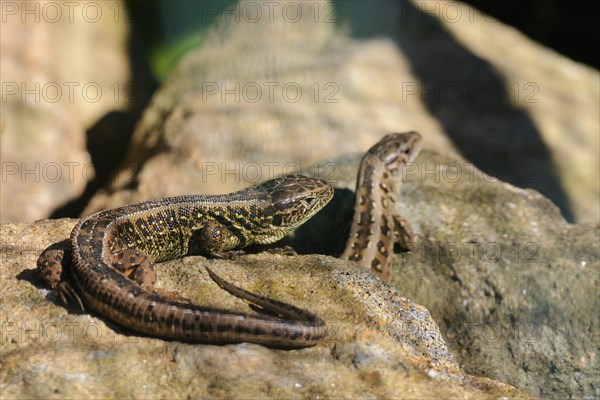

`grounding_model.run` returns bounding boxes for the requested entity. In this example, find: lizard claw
[56,282,85,312]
